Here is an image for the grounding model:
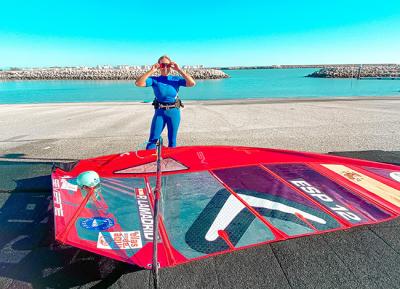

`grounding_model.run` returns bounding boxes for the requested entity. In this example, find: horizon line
[1,63,399,70]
